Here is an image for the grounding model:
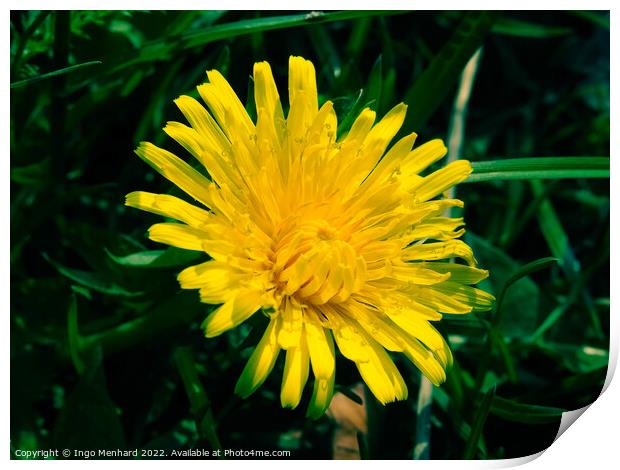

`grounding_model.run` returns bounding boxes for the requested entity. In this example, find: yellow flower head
[126,56,494,418]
